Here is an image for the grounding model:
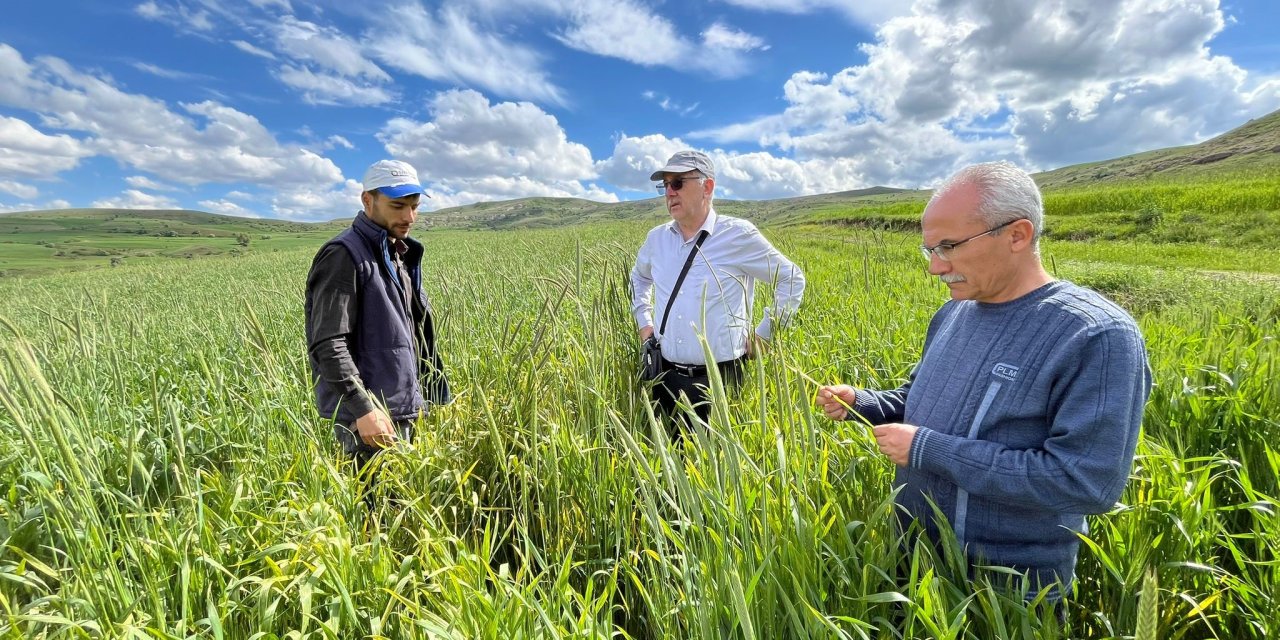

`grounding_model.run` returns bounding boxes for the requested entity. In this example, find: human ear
[1010,218,1035,251]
